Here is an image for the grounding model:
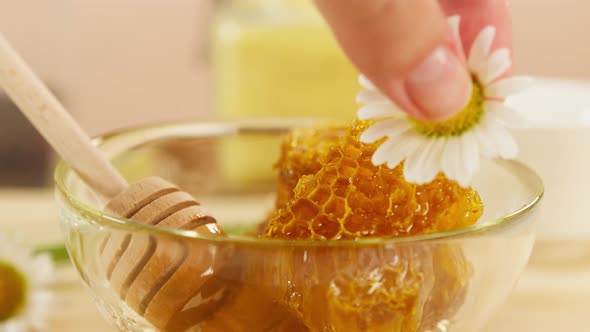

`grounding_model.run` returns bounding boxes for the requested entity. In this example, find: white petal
[486,121,518,159]
[404,138,437,184]
[358,75,376,90]
[481,48,512,85]
[496,130,518,159]
[372,138,398,165]
[385,131,423,168]
[357,102,399,120]
[382,142,410,169]
[372,128,416,165]
[460,131,480,178]
[468,26,496,77]
[1,320,26,332]
[356,89,388,104]
[441,137,462,181]
[487,76,534,99]
[420,138,446,182]
[30,290,54,309]
[453,135,478,187]
[360,118,409,143]
[447,15,463,56]
[474,118,498,157]
[484,101,528,128]
[29,254,55,285]
[360,118,396,143]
